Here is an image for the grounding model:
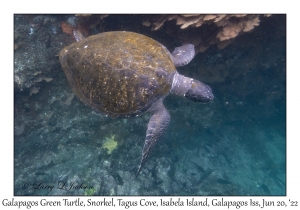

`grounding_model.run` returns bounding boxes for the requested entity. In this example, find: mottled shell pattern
[59,31,176,118]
